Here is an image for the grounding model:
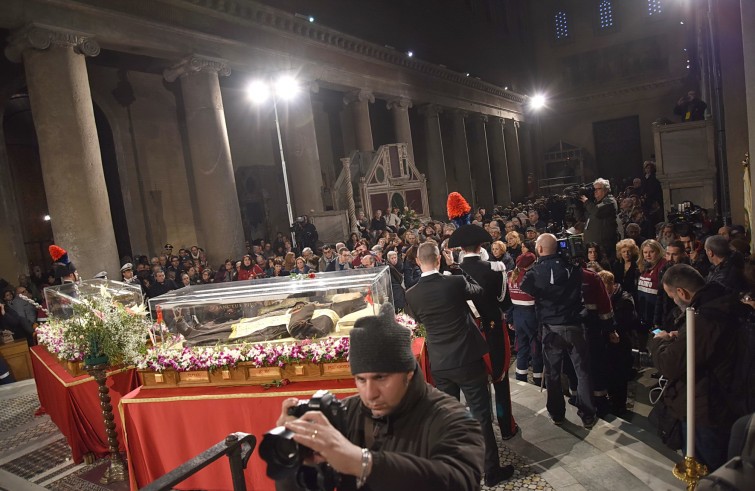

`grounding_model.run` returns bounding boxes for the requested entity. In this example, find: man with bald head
[520,234,597,428]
